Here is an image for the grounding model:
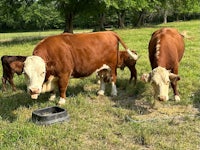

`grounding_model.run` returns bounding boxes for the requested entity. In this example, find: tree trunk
[163,10,168,24]
[64,12,74,33]
[99,13,105,31]
[136,10,145,27]
[117,10,125,28]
